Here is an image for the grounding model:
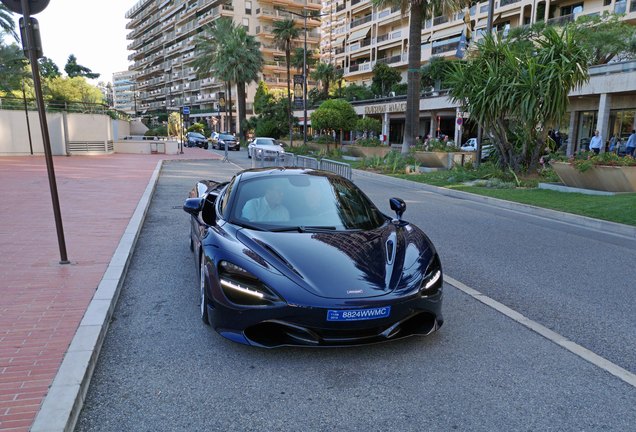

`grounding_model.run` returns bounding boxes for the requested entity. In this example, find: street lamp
[274,8,324,147]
